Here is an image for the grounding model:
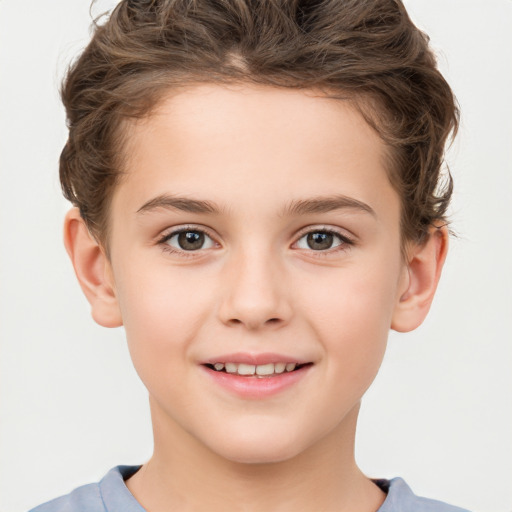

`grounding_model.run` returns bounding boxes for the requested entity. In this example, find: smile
[205,362,309,377]
[200,355,314,399]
